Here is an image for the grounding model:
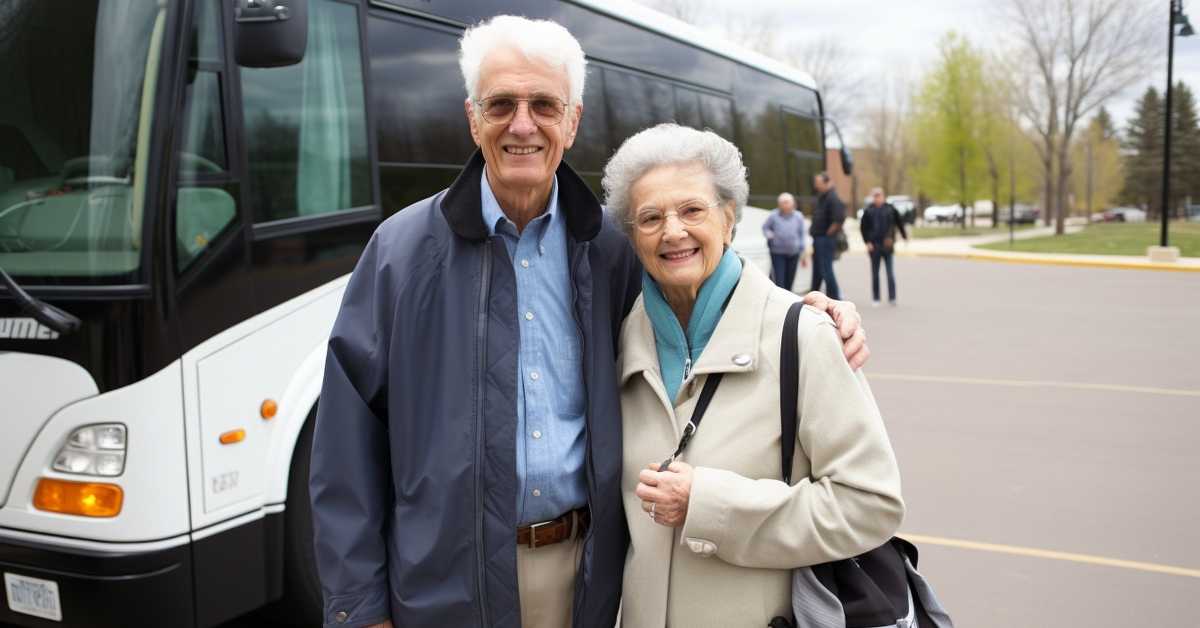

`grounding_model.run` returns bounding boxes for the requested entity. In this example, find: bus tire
[269,410,324,625]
